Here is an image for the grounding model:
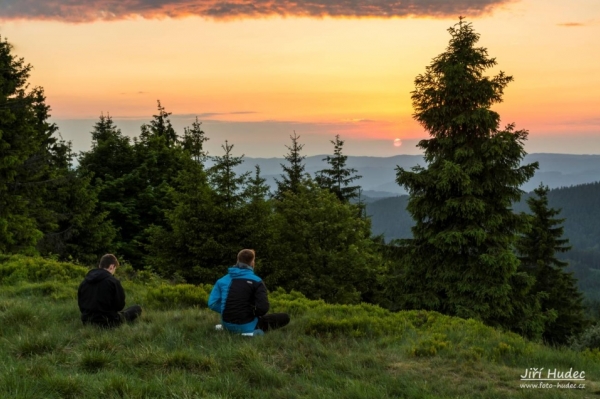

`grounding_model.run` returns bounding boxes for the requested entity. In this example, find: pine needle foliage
[182,117,209,164]
[394,19,543,336]
[0,37,54,254]
[517,184,587,345]
[316,134,362,202]
[275,131,307,198]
